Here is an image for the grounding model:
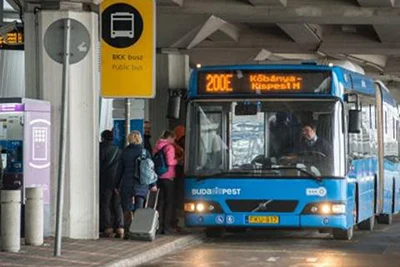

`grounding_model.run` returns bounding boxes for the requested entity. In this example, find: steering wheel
[251,155,273,169]
[296,150,327,158]
[251,155,265,165]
